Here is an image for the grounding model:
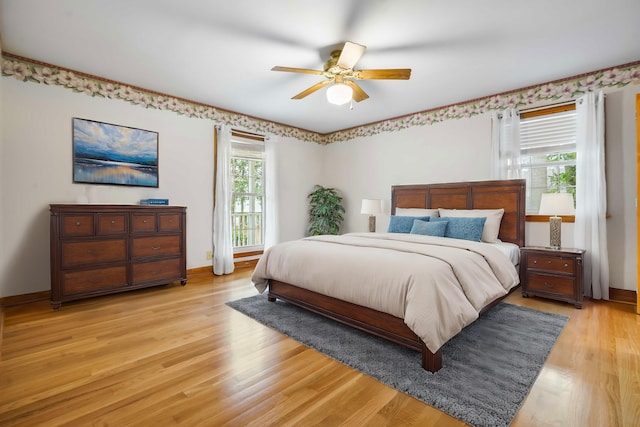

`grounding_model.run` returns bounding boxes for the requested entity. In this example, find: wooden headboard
[391,179,526,247]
